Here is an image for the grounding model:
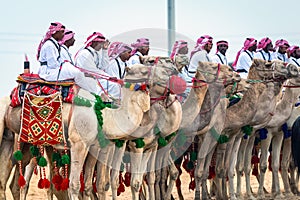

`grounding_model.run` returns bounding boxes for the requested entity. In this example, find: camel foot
[257,190,265,200]
[229,194,238,200]
[284,192,294,198]
[246,194,256,200]
[194,191,201,200]
[273,192,284,200]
